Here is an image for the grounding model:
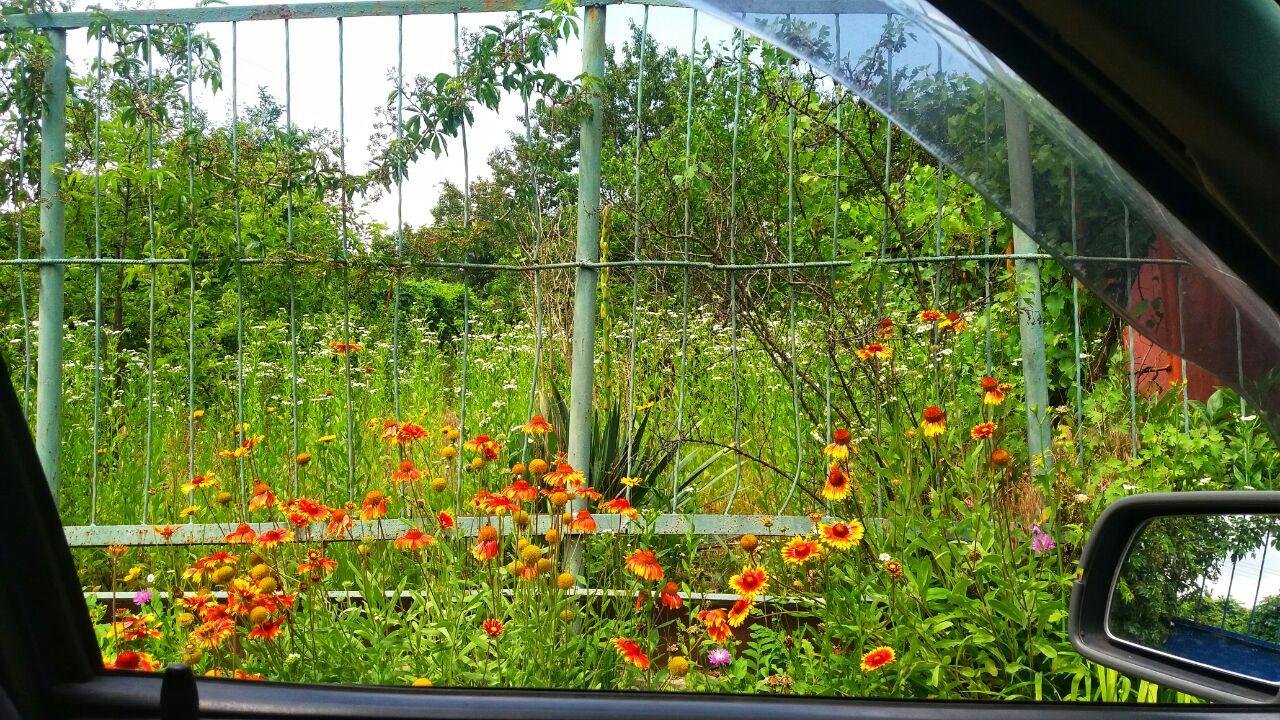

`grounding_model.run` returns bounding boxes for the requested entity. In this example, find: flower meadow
[43,300,1270,703]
